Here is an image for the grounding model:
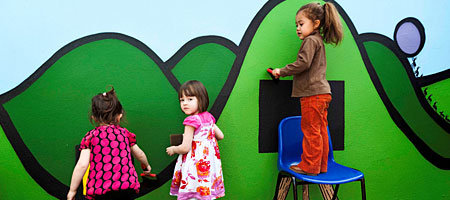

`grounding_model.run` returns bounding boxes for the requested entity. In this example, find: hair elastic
[103,92,106,96]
